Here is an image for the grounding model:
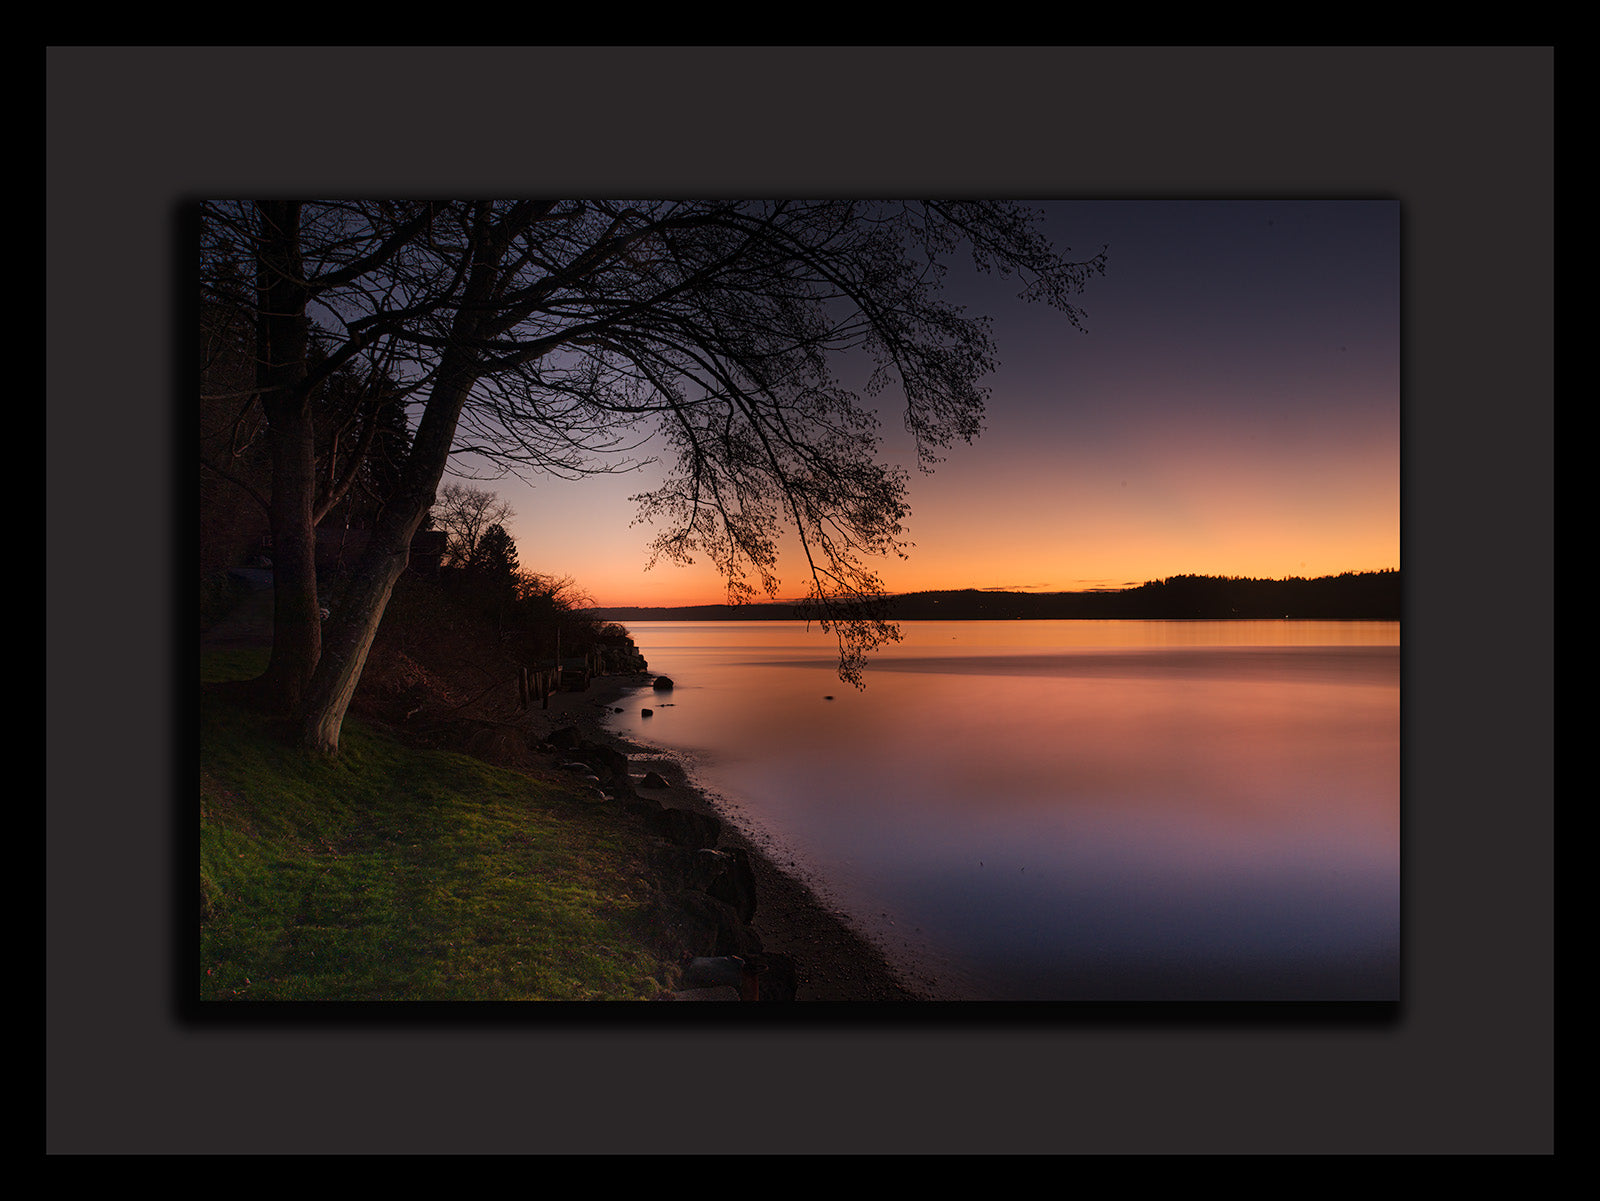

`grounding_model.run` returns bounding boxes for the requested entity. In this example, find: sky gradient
[460,199,1400,608]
